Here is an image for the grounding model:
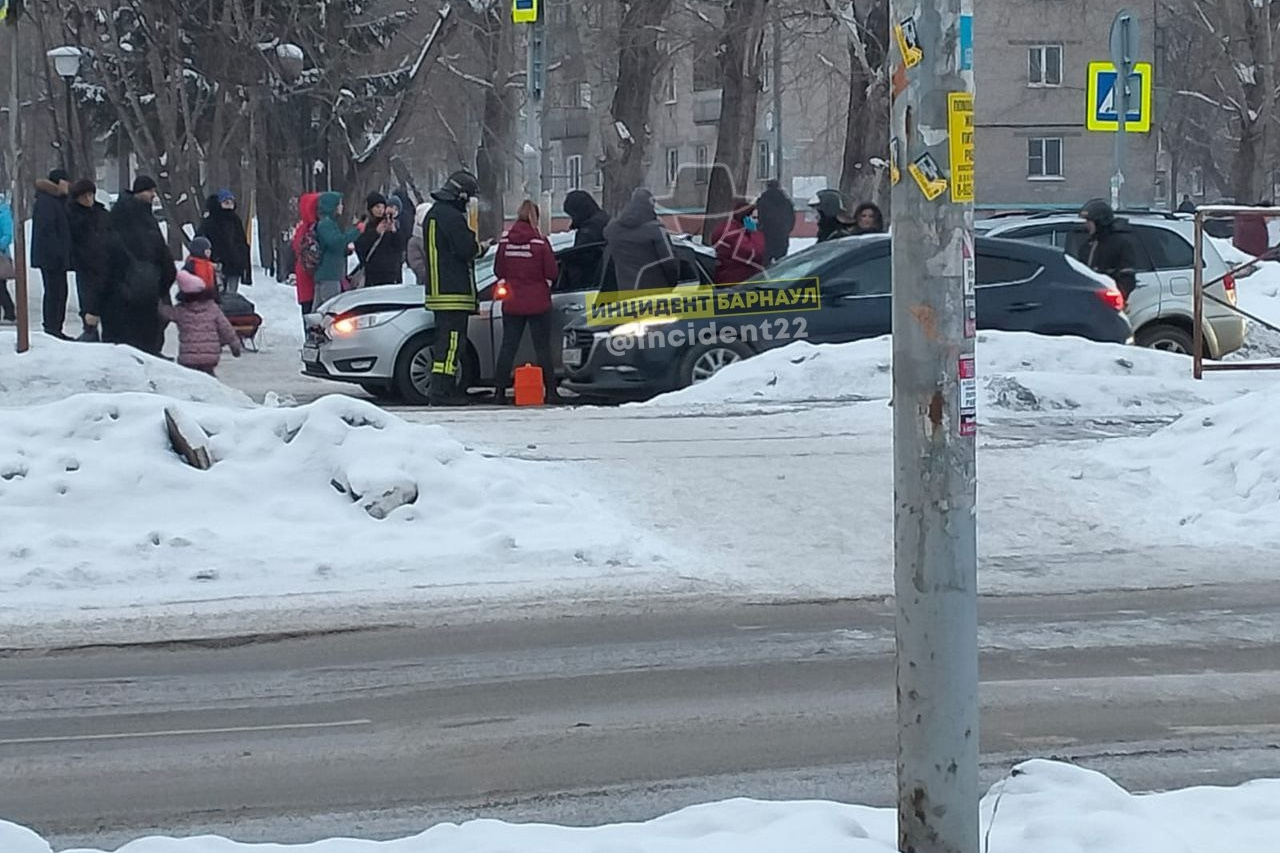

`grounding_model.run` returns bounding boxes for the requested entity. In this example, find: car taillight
[1223,272,1238,305]
[1096,288,1126,312]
